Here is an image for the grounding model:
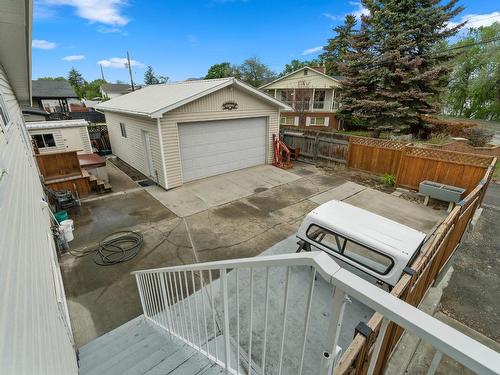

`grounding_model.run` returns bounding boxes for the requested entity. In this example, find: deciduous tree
[237,57,276,87]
